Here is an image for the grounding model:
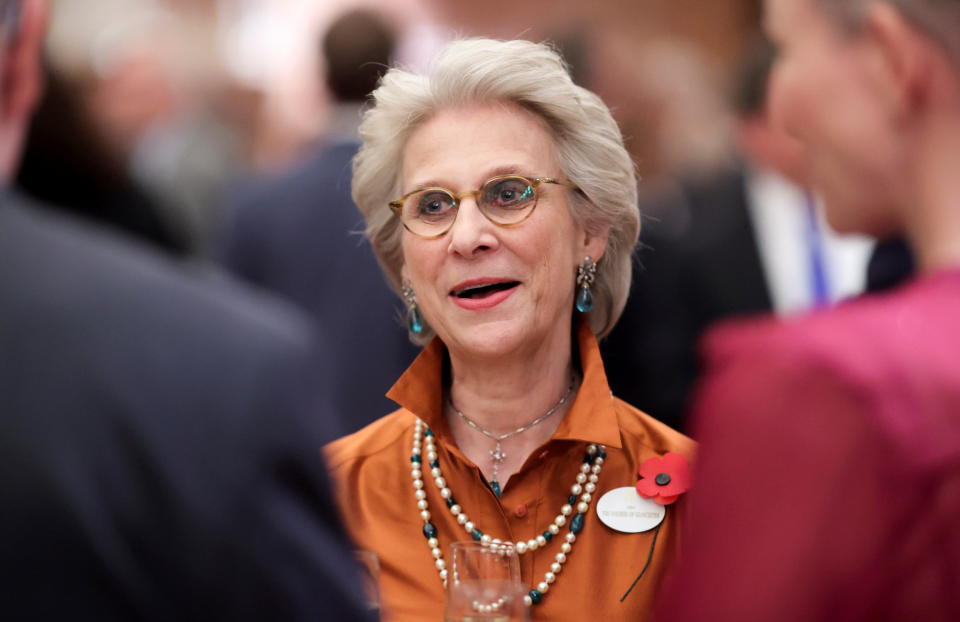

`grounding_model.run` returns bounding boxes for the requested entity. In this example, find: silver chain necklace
[449,376,576,497]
